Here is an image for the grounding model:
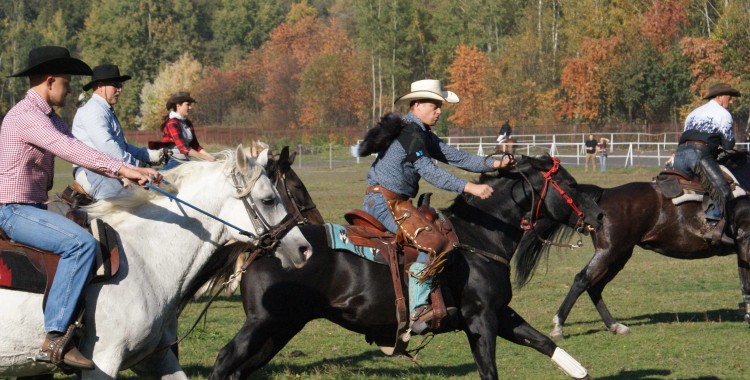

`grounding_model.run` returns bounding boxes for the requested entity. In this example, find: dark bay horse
[522,151,750,339]
[209,155,603,380]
